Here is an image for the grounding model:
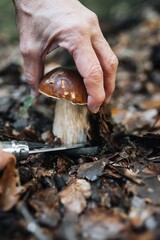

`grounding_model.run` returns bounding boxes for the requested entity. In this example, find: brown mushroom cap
[38,67,87,105]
